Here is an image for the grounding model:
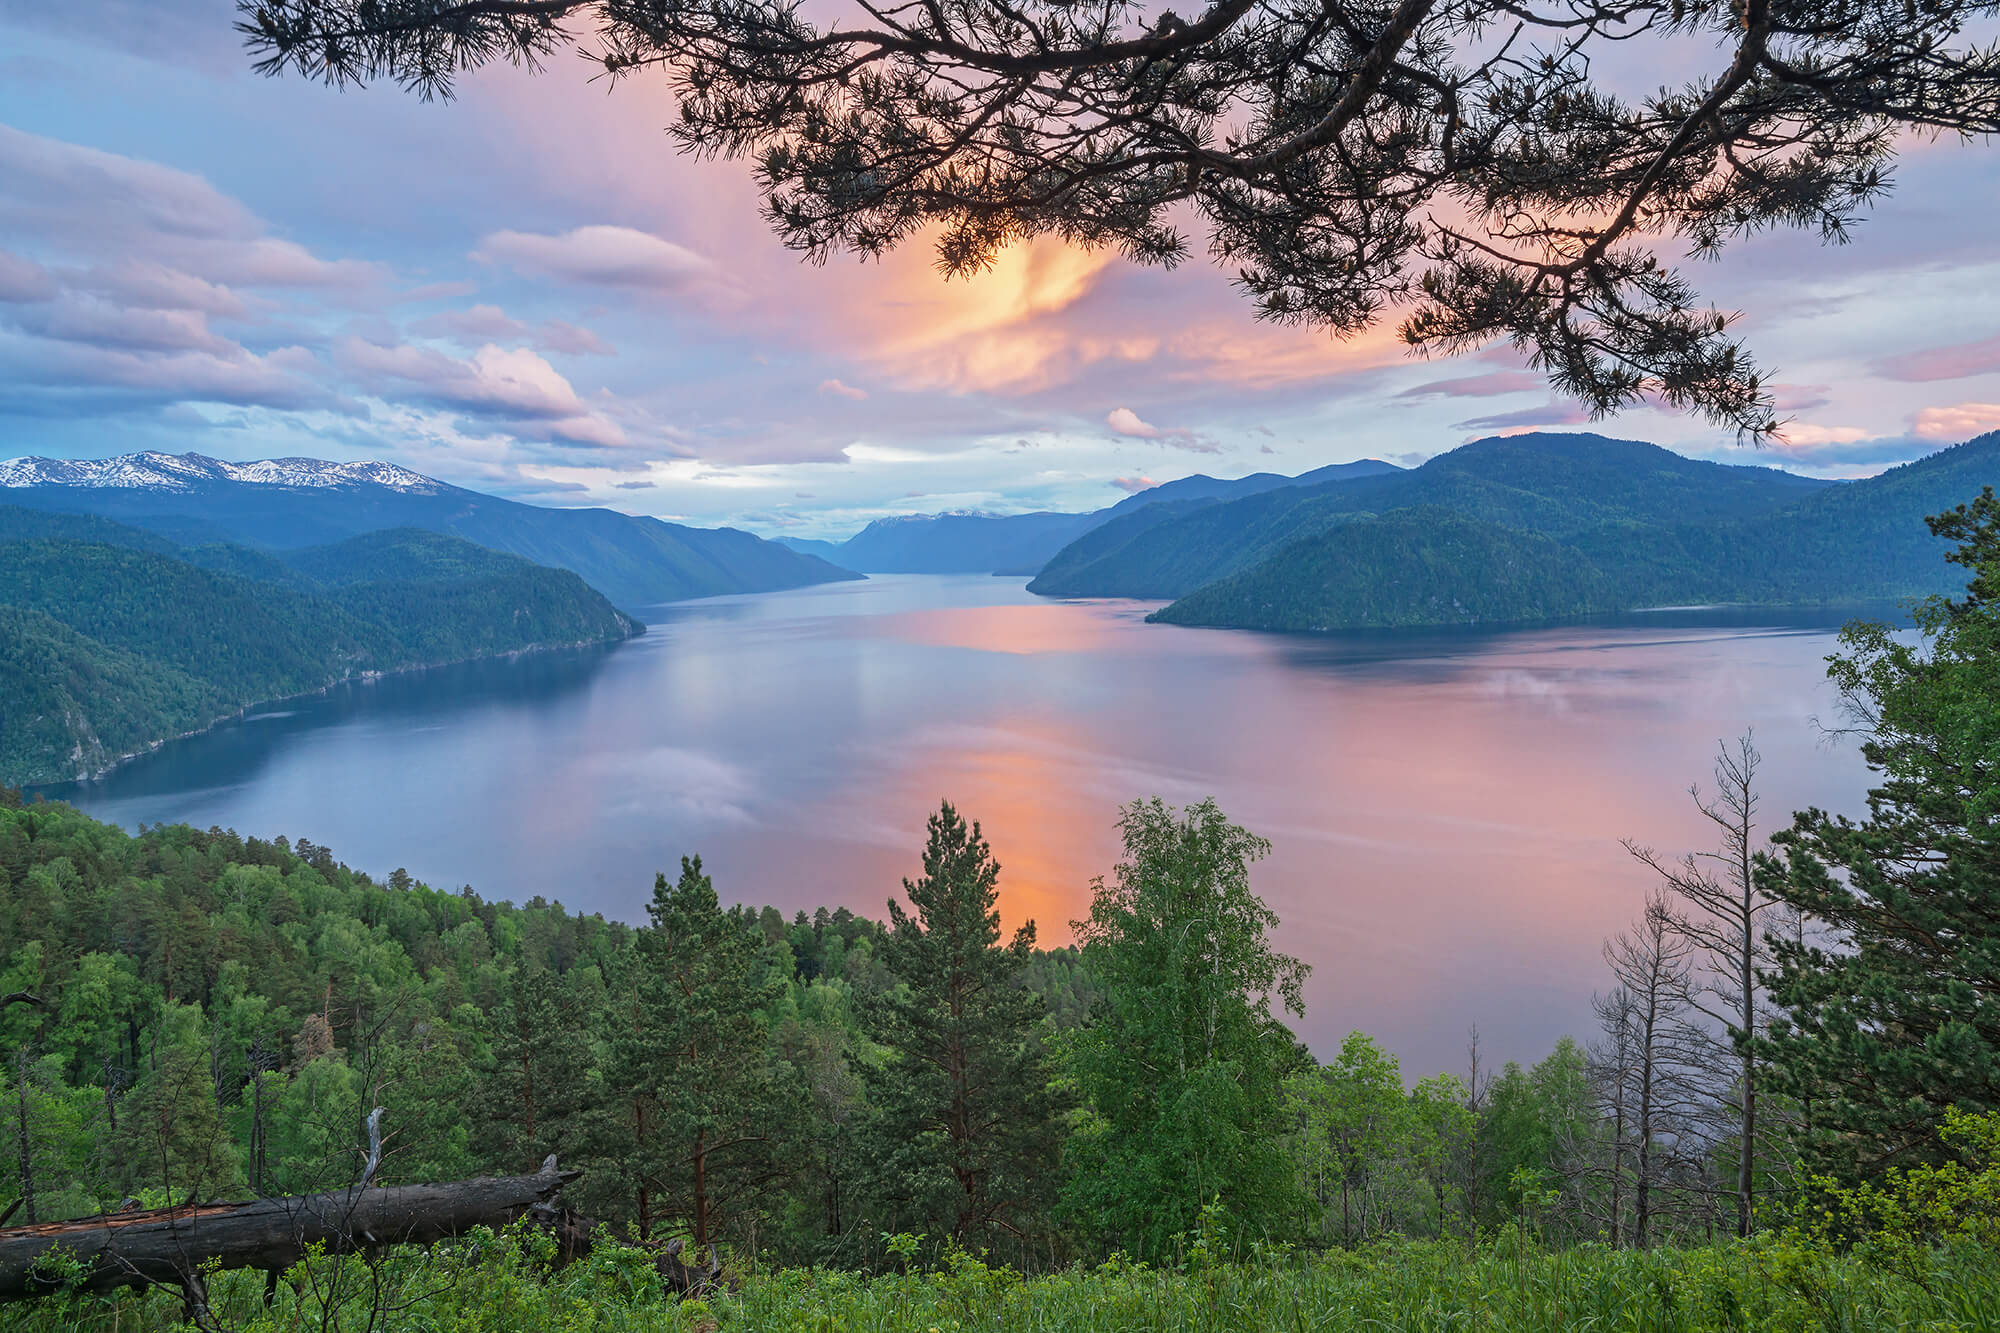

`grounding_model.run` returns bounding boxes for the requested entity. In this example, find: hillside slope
[0,452,857,611]
[1146,436,1999,632]
[1031,434,1831,600]
[0,522,642,786]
